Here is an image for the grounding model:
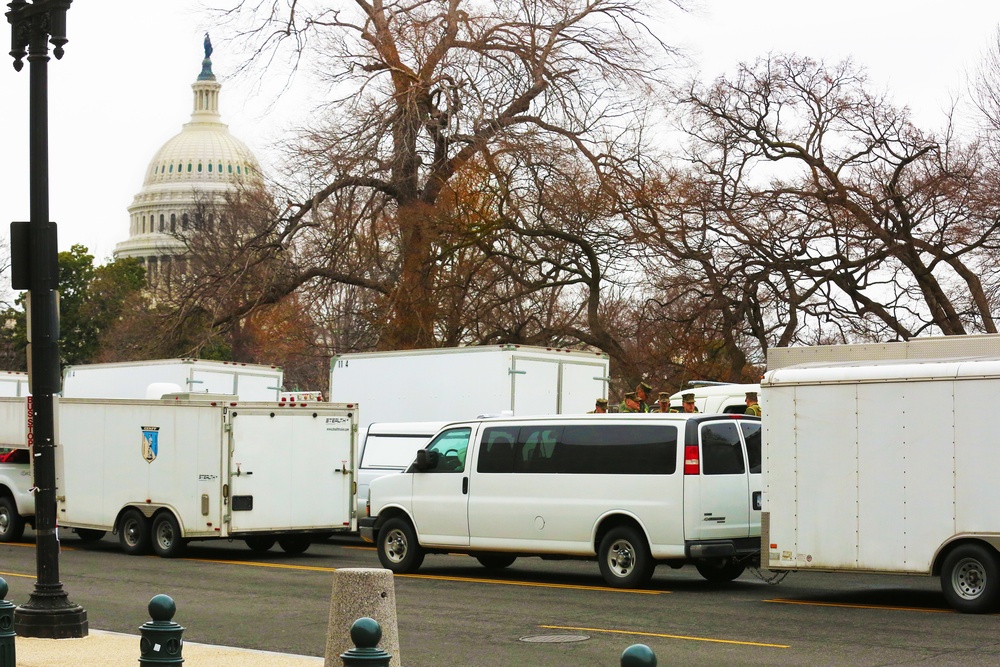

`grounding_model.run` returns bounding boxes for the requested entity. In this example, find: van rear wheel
[695,557,746,582]
[941,543,1000,613]
[377,517,425,573]
[476,553,517,569]
[245,536,276,552]
[278,536,312,555]
[598,526,653,588]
